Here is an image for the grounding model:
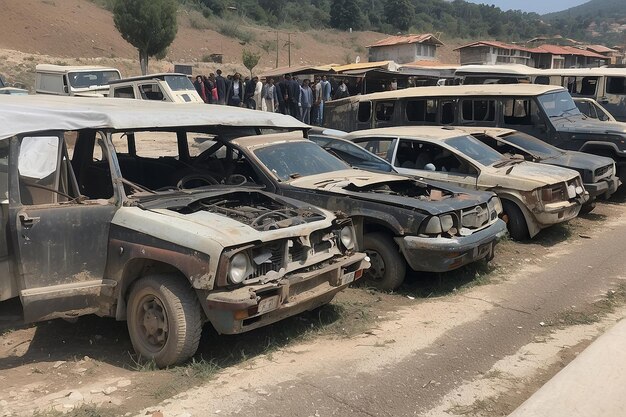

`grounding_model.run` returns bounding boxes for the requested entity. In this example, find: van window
[355,138,397,162]
[503,99,533,125]
[461,99,495,122]
[441,100,455,124]
[139,83,164,101]
[358,102,371,122]
[38,73,65,93]
[113,86,135,98]
[406,99,437,122]
[374,101,395,121]
[565,76,598,96]
[534,76,550,85]
[607,77,626,95]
